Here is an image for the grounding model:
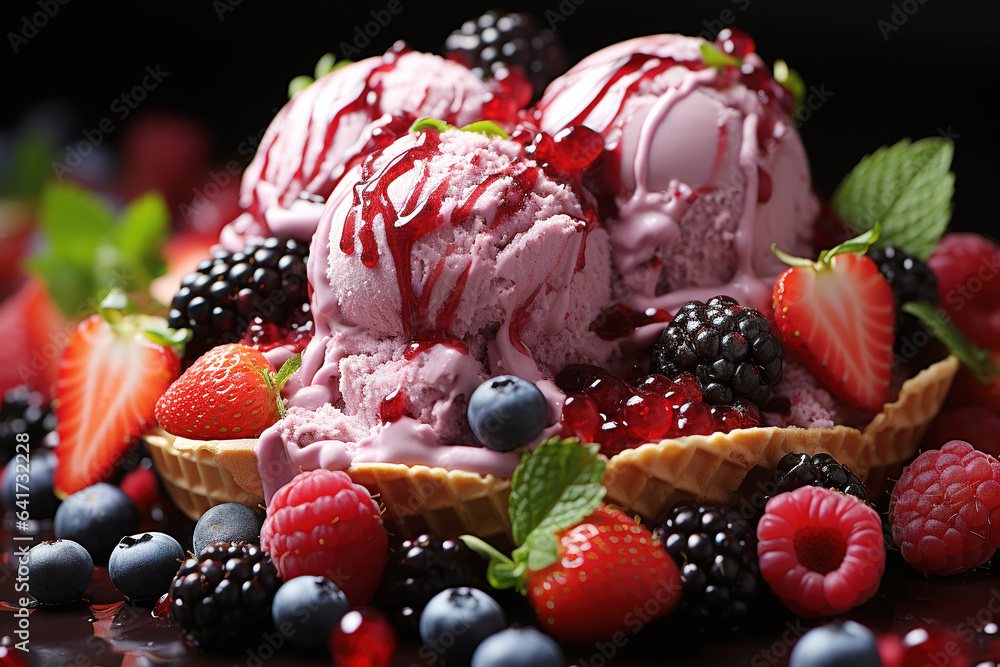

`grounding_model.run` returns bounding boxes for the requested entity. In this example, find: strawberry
[54,301,182,496]
[463,440,681,643]
[772,226,896,412]
[0,278,69,399]
[154,344,300,439]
